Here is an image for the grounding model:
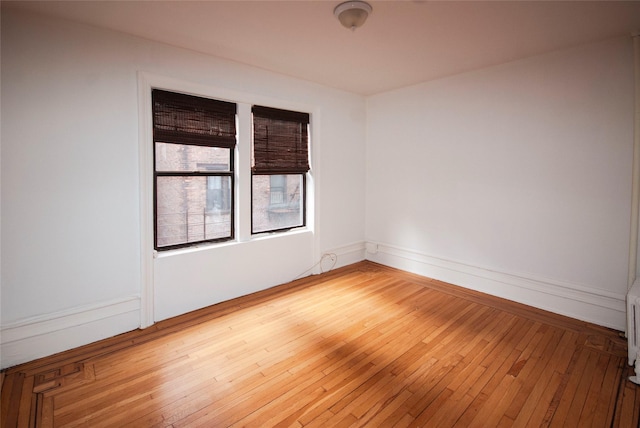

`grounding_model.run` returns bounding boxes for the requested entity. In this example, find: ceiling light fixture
[334,1,372,31]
